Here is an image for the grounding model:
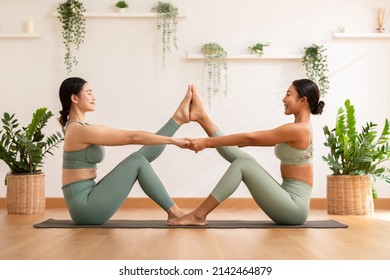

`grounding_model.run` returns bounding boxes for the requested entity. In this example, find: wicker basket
[326,175,374,215]
[6,173,45,214]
